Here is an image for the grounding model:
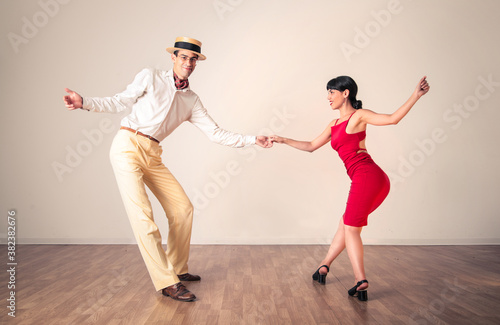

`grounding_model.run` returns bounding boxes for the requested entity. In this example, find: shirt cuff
[81,97,90,111]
